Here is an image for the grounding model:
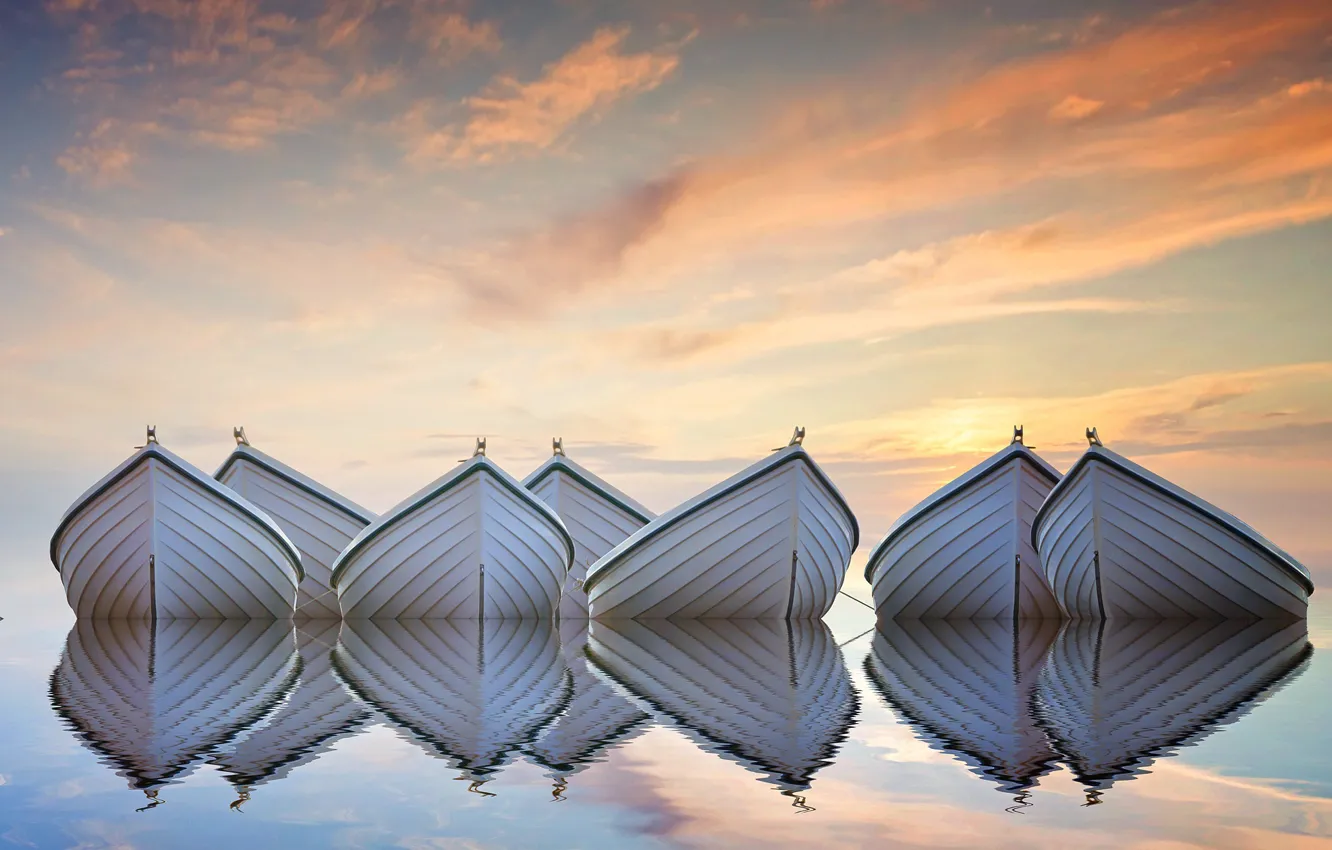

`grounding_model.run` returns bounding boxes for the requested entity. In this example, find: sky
[1,0,1331,614]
